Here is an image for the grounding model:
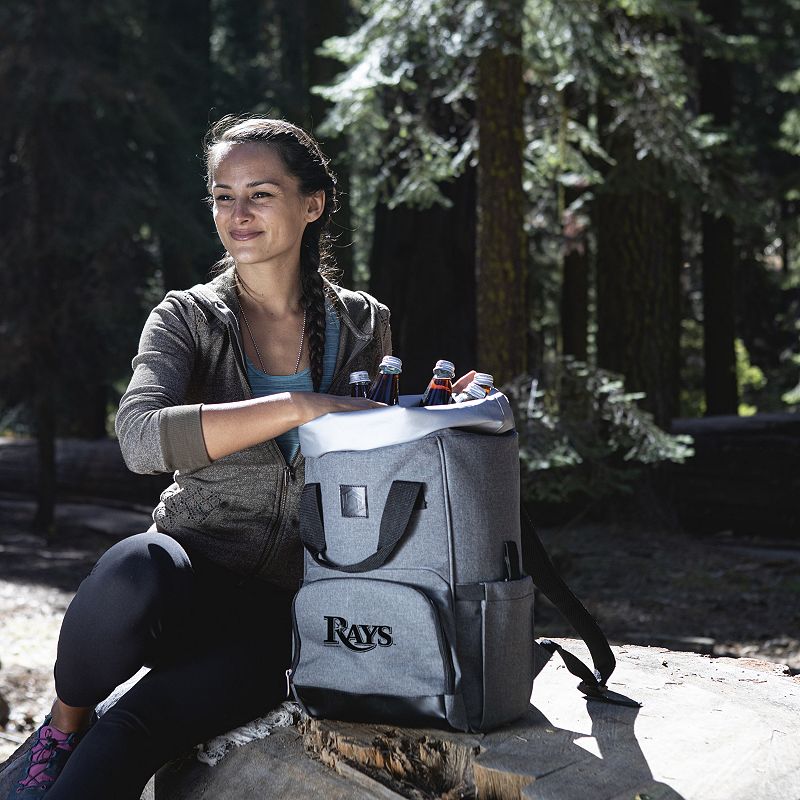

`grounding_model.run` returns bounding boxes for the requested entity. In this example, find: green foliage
[503,360,693,505]
[315,0,489,209]
[735,338,767,416]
